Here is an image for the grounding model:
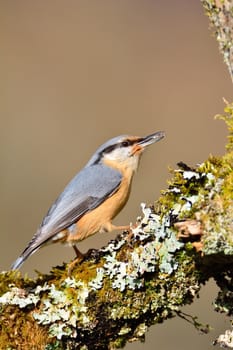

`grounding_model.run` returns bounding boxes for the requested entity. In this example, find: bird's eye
[122,141,130,147]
